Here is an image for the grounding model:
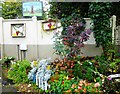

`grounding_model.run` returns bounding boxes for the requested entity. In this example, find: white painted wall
[1,18,62,45]
[1,16,117,60]
[0,17,96,45]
